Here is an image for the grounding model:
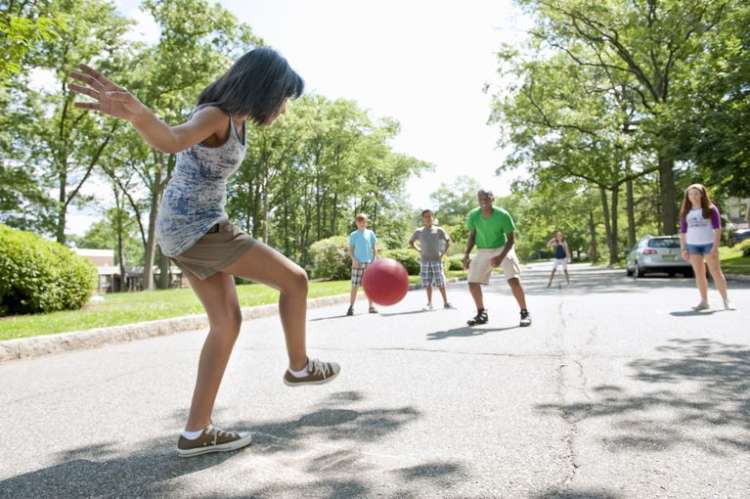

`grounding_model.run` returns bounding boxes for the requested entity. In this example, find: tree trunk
[658,152,678,235]
[588,210,598,262]
[262,184,269,244]
[113,185,126,292]
[626,176,636,250]
[157,247,170,289]
[331,192,338,235]
[609,184,620,266]
[599,187,612,263]
[56,172,67,244]
[143,168,161,291]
